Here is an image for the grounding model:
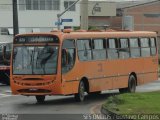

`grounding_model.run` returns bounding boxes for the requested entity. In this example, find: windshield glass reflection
[13,46,58,75]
